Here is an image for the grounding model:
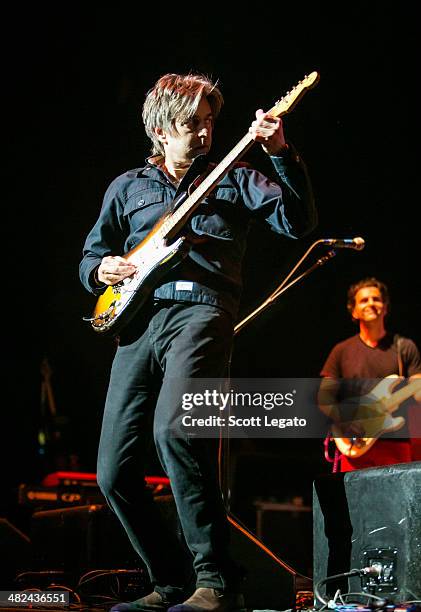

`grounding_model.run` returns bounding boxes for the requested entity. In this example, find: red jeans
[340,439,412,472]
